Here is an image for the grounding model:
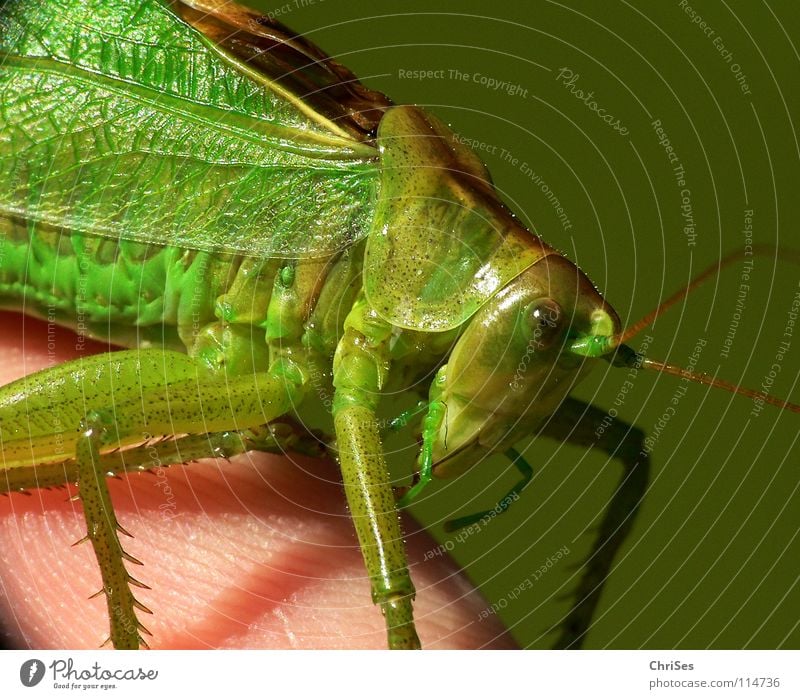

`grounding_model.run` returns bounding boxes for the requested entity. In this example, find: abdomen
[0,215,241,351]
